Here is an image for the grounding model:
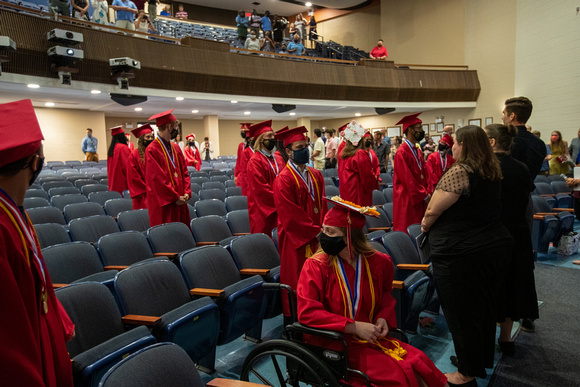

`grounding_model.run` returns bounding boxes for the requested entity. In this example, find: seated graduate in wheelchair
[296,200,447,387]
